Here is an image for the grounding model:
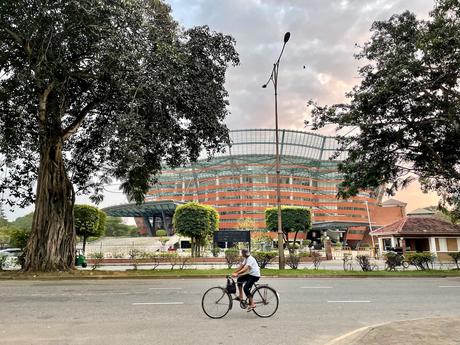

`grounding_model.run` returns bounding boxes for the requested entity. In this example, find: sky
[4,0,441,221]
